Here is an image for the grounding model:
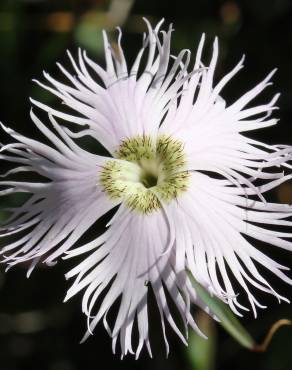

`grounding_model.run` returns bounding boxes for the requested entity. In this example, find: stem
[253,319,292,352]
